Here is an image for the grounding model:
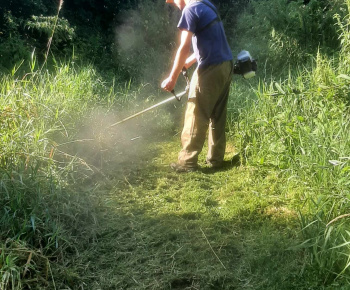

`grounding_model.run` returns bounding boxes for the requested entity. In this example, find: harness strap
[194,0,221,36]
